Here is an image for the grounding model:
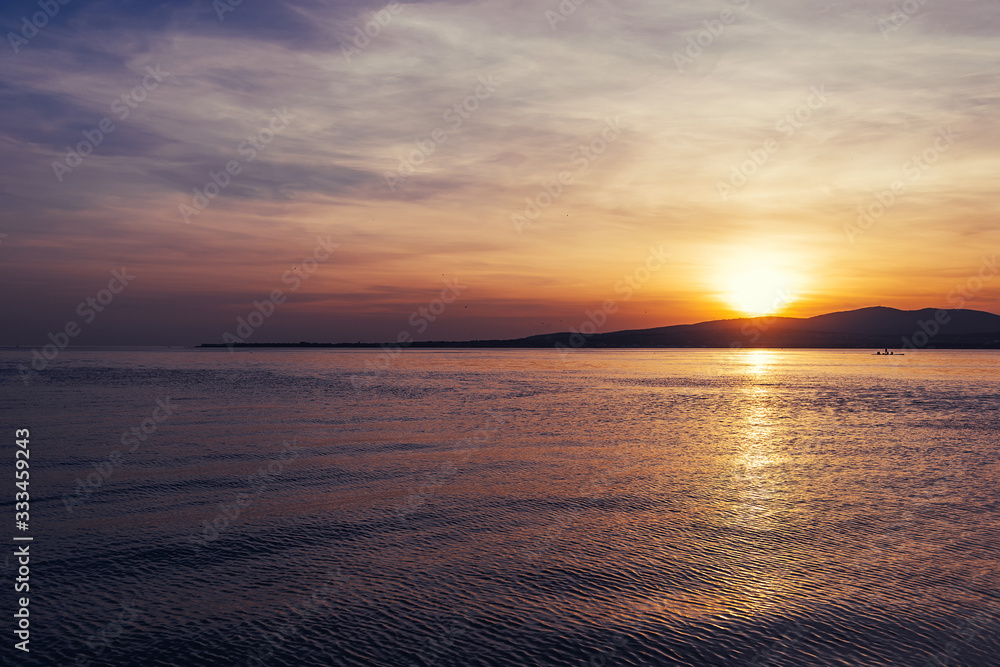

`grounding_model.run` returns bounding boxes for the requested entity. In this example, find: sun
[726,267,796,316]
